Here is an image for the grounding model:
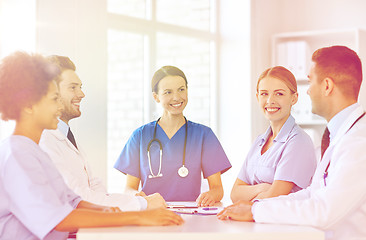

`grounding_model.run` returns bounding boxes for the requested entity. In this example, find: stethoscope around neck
[147,117,189,178]
[322,112,365,186]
